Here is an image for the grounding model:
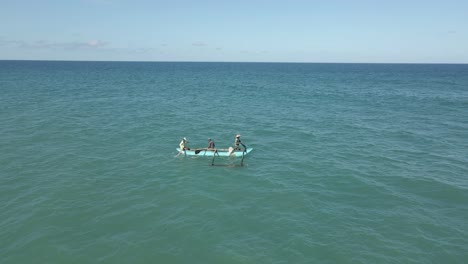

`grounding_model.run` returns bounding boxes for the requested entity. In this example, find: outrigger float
[176,147,253,166]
